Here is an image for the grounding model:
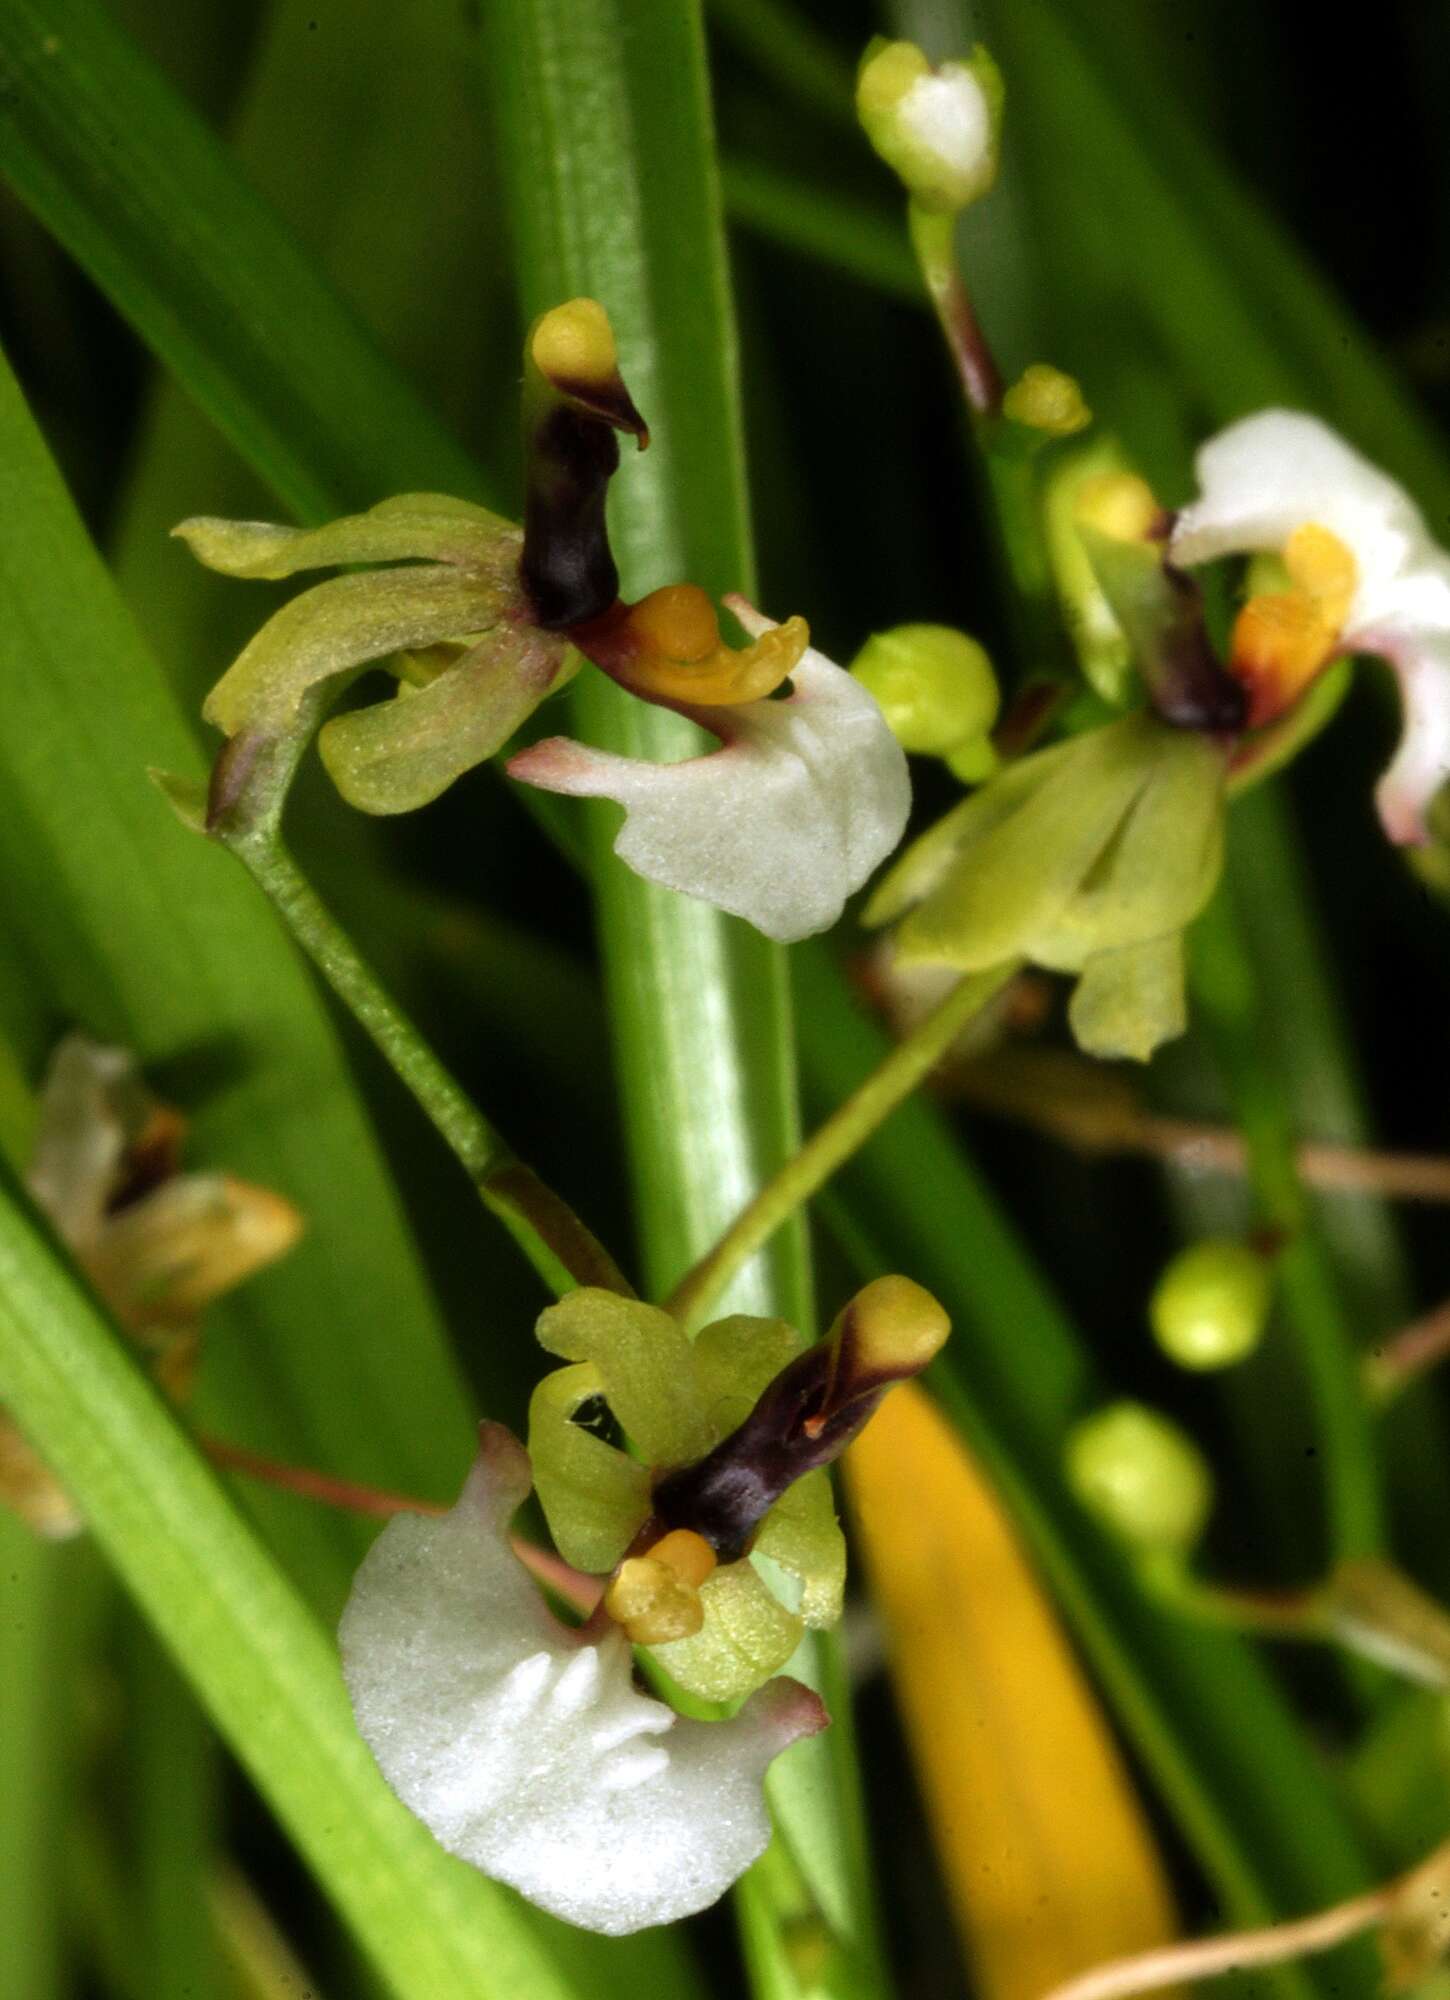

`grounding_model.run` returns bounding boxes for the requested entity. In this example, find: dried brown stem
[1040,1831,1450,1999]
[953,1048,1450,1203]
